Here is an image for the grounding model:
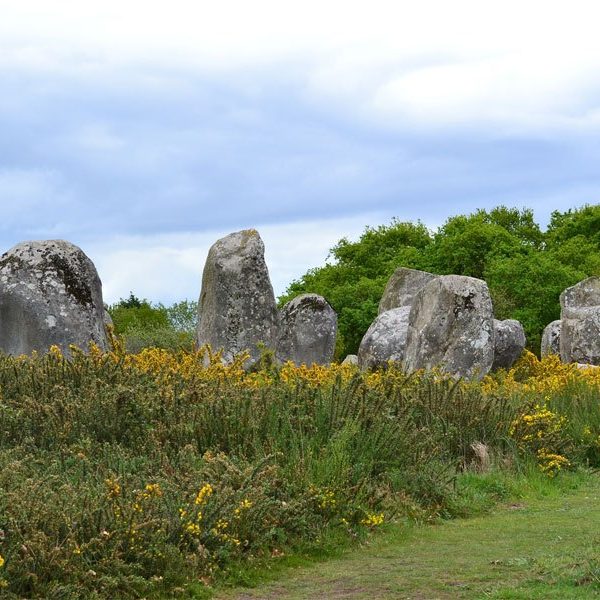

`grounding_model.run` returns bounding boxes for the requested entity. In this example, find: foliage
[107,295,197,353]
[423,206,543,279]
[0,343,598,597]
[164,299,198,333]
[484,350,600,472]
[484,251,584,351]
[280,204,600,357]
